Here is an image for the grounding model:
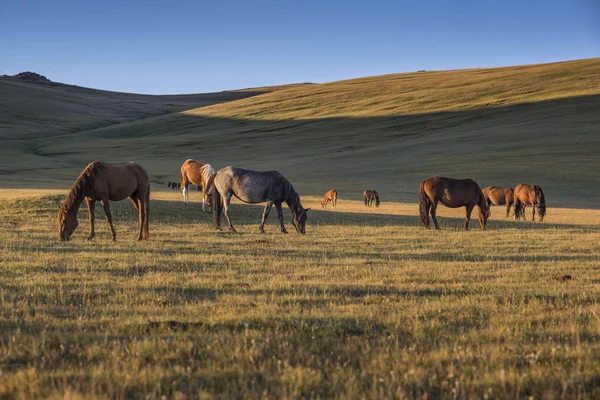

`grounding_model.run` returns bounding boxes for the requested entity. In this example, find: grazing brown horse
[180,159,215,212]
[482,186,515,218]
[363,190,380,207]
[419,177,489,230]
[514,184,546,222]
[57,161,150,241]
[321,189,338,210]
